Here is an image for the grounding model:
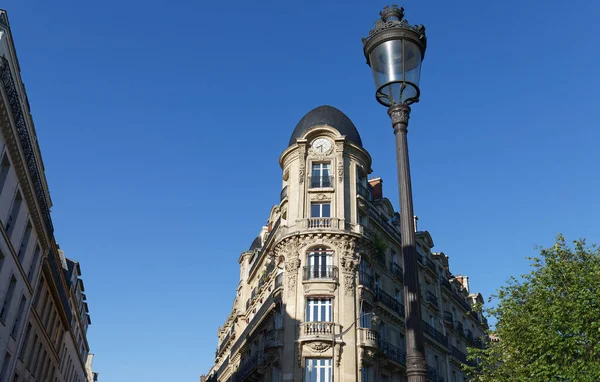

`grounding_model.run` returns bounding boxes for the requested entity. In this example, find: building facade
[0,10,97,382]
[205,106,487,382]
